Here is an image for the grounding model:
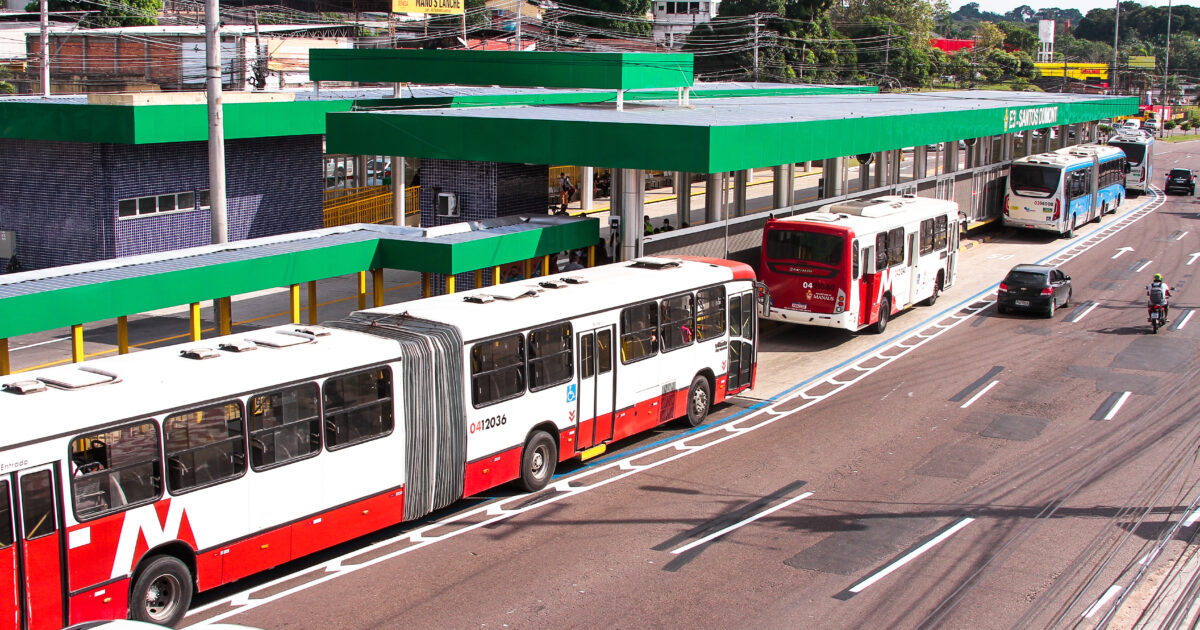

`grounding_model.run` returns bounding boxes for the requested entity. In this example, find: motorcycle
[1148,303,1167,333]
